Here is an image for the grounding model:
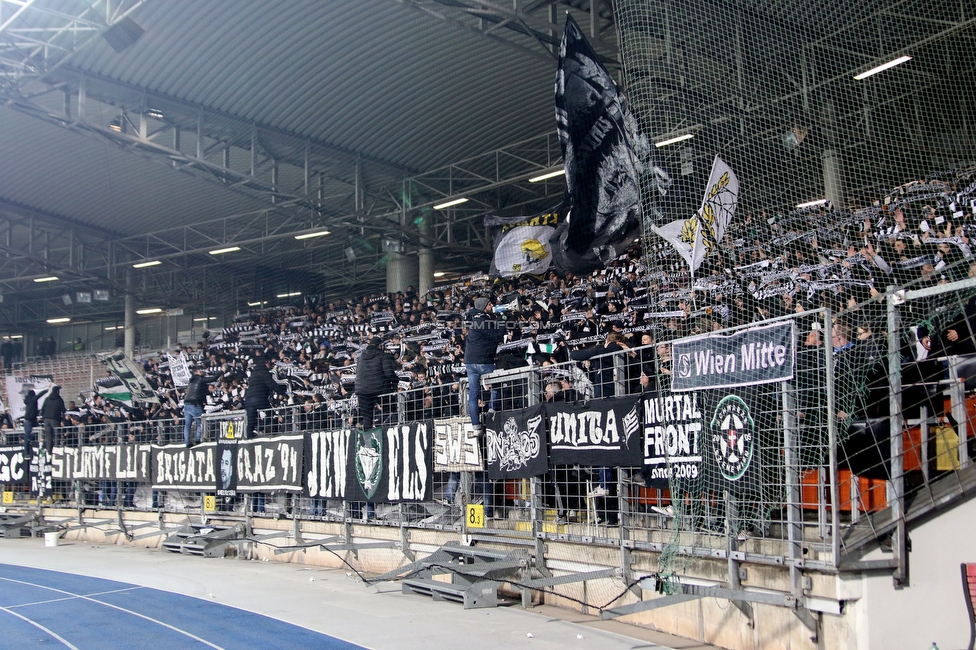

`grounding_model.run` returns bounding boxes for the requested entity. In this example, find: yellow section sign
[466,504,484,529]
[2,491,13,504]
[203,495,216,512]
